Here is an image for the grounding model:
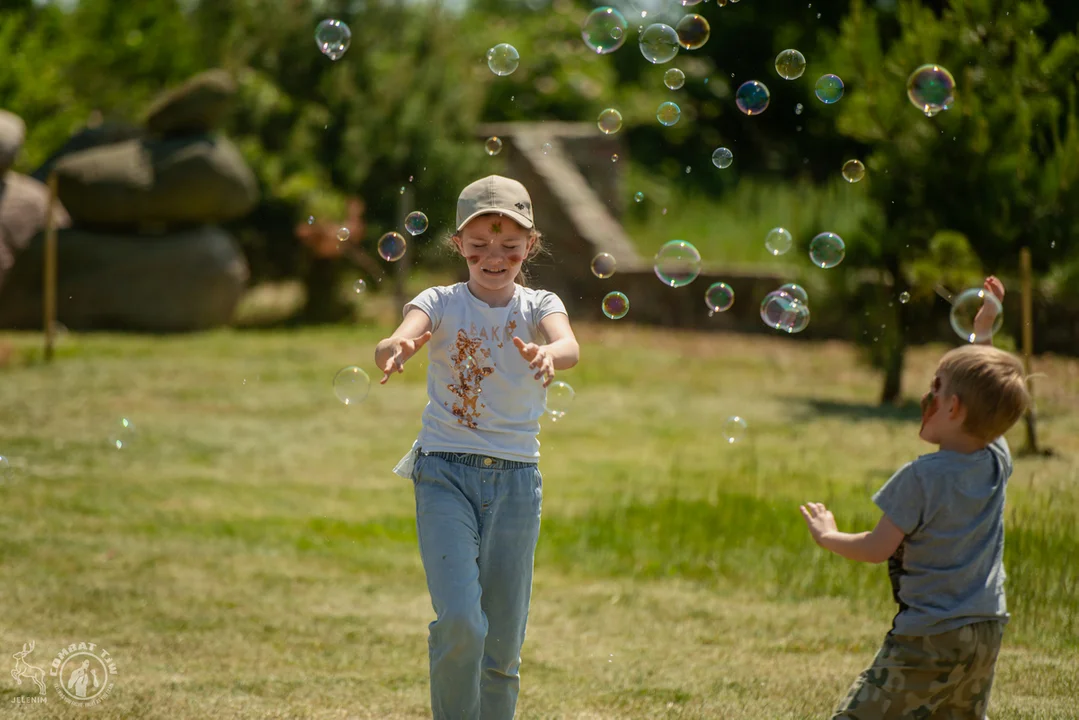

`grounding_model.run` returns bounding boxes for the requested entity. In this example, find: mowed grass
[1,316,1078,719]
